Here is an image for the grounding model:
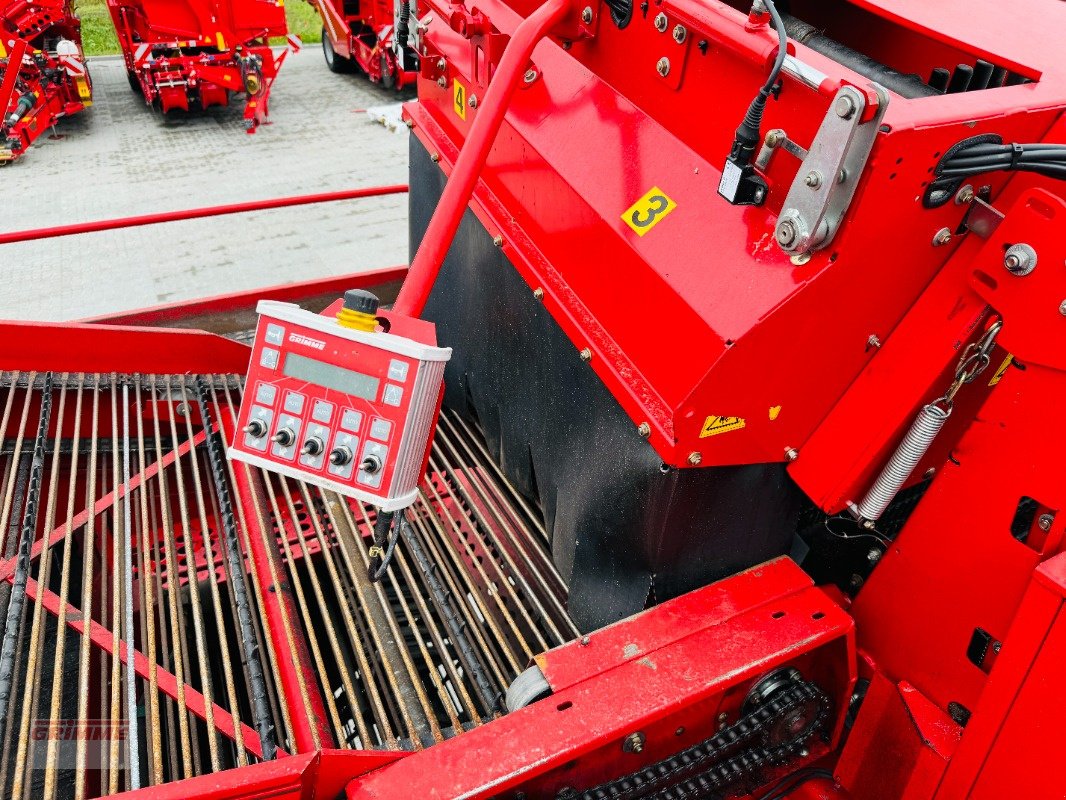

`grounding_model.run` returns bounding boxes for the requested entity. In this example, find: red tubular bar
[391,0,575,317]
[0,185,409,246]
